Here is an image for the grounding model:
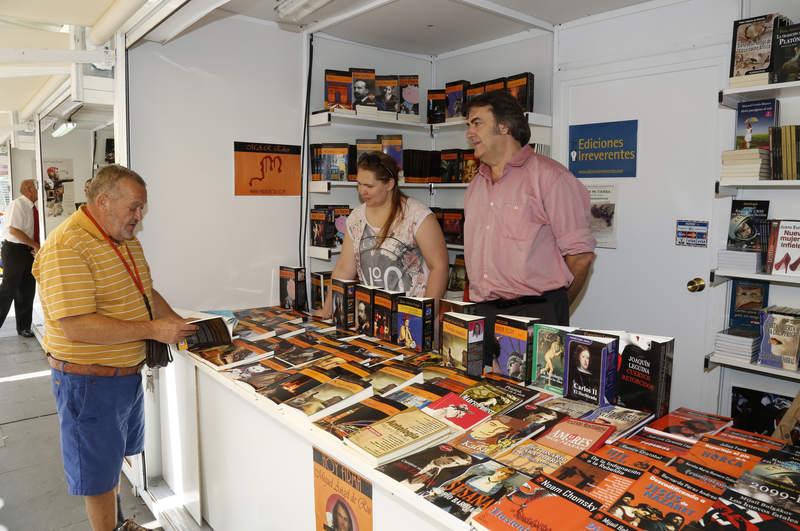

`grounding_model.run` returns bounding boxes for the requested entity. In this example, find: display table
[162,350,470,530]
